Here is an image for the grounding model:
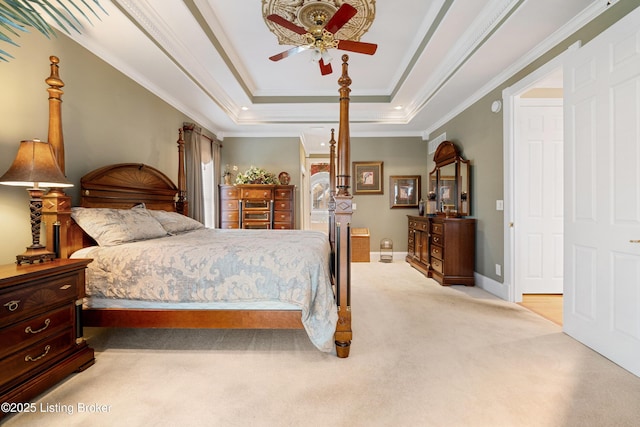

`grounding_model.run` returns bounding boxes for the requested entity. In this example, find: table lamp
[0,139,73,263]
